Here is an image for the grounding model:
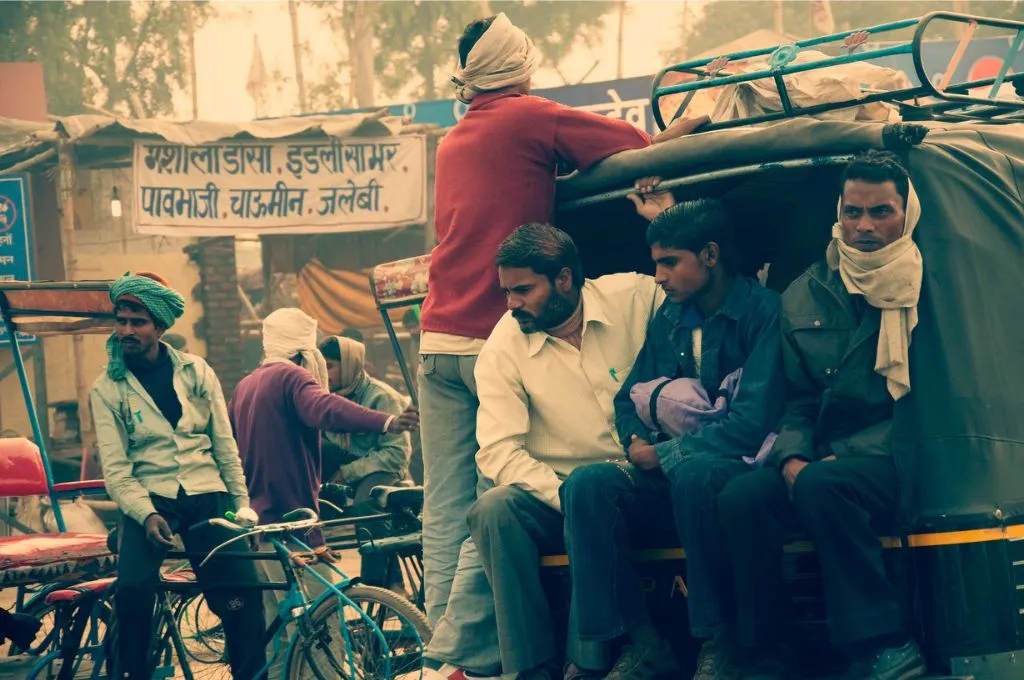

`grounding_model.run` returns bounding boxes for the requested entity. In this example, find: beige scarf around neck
[826,181,923,401]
